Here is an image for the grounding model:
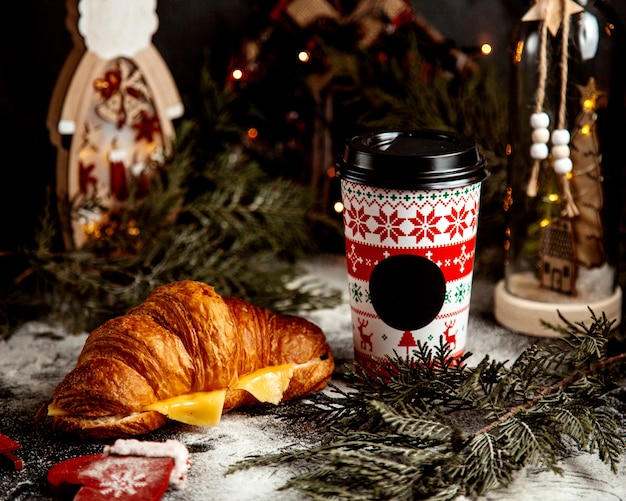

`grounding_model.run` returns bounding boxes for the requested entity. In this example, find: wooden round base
[494,280,622,337]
